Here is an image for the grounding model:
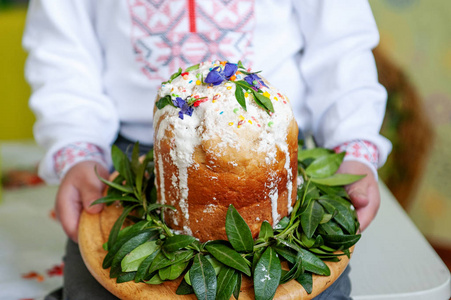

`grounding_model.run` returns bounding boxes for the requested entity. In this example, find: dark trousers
[46,135,352,299]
